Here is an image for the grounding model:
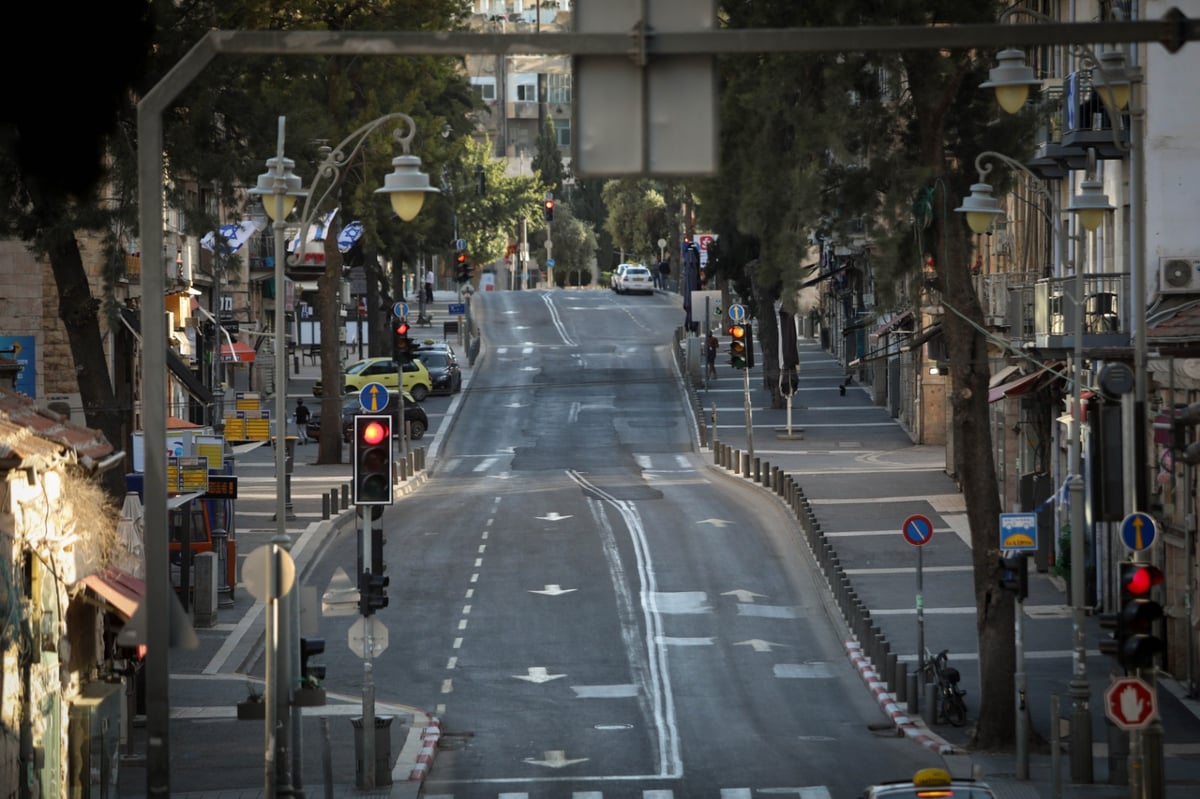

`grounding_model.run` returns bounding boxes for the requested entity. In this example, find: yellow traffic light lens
[730,325,745,339]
